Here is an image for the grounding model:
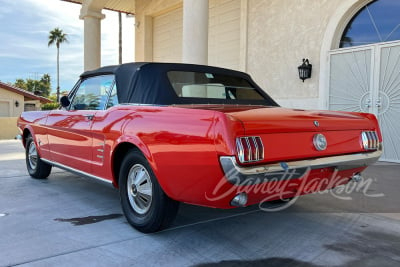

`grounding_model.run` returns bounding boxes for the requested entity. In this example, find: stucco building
[65,0,399,162]
[0,82,51,139]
